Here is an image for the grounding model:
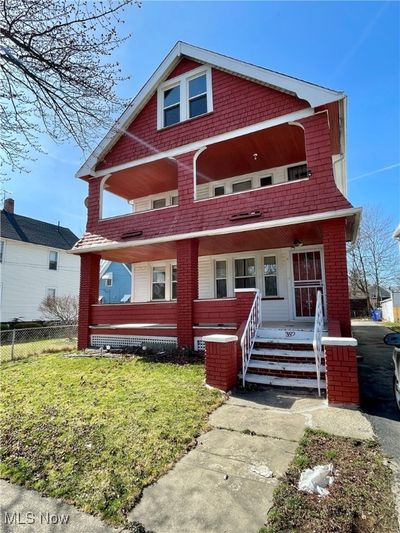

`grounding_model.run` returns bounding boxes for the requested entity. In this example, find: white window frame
[151,266,167,301]
[49,250,58,270]
[152,197,167,210]
[46,288,56,299]
[214,260,228,298]
[231,179,253,194]
[171,264,177,300]
[157,65,213,129]
[263,255,278,297]
[234,257,257,290]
